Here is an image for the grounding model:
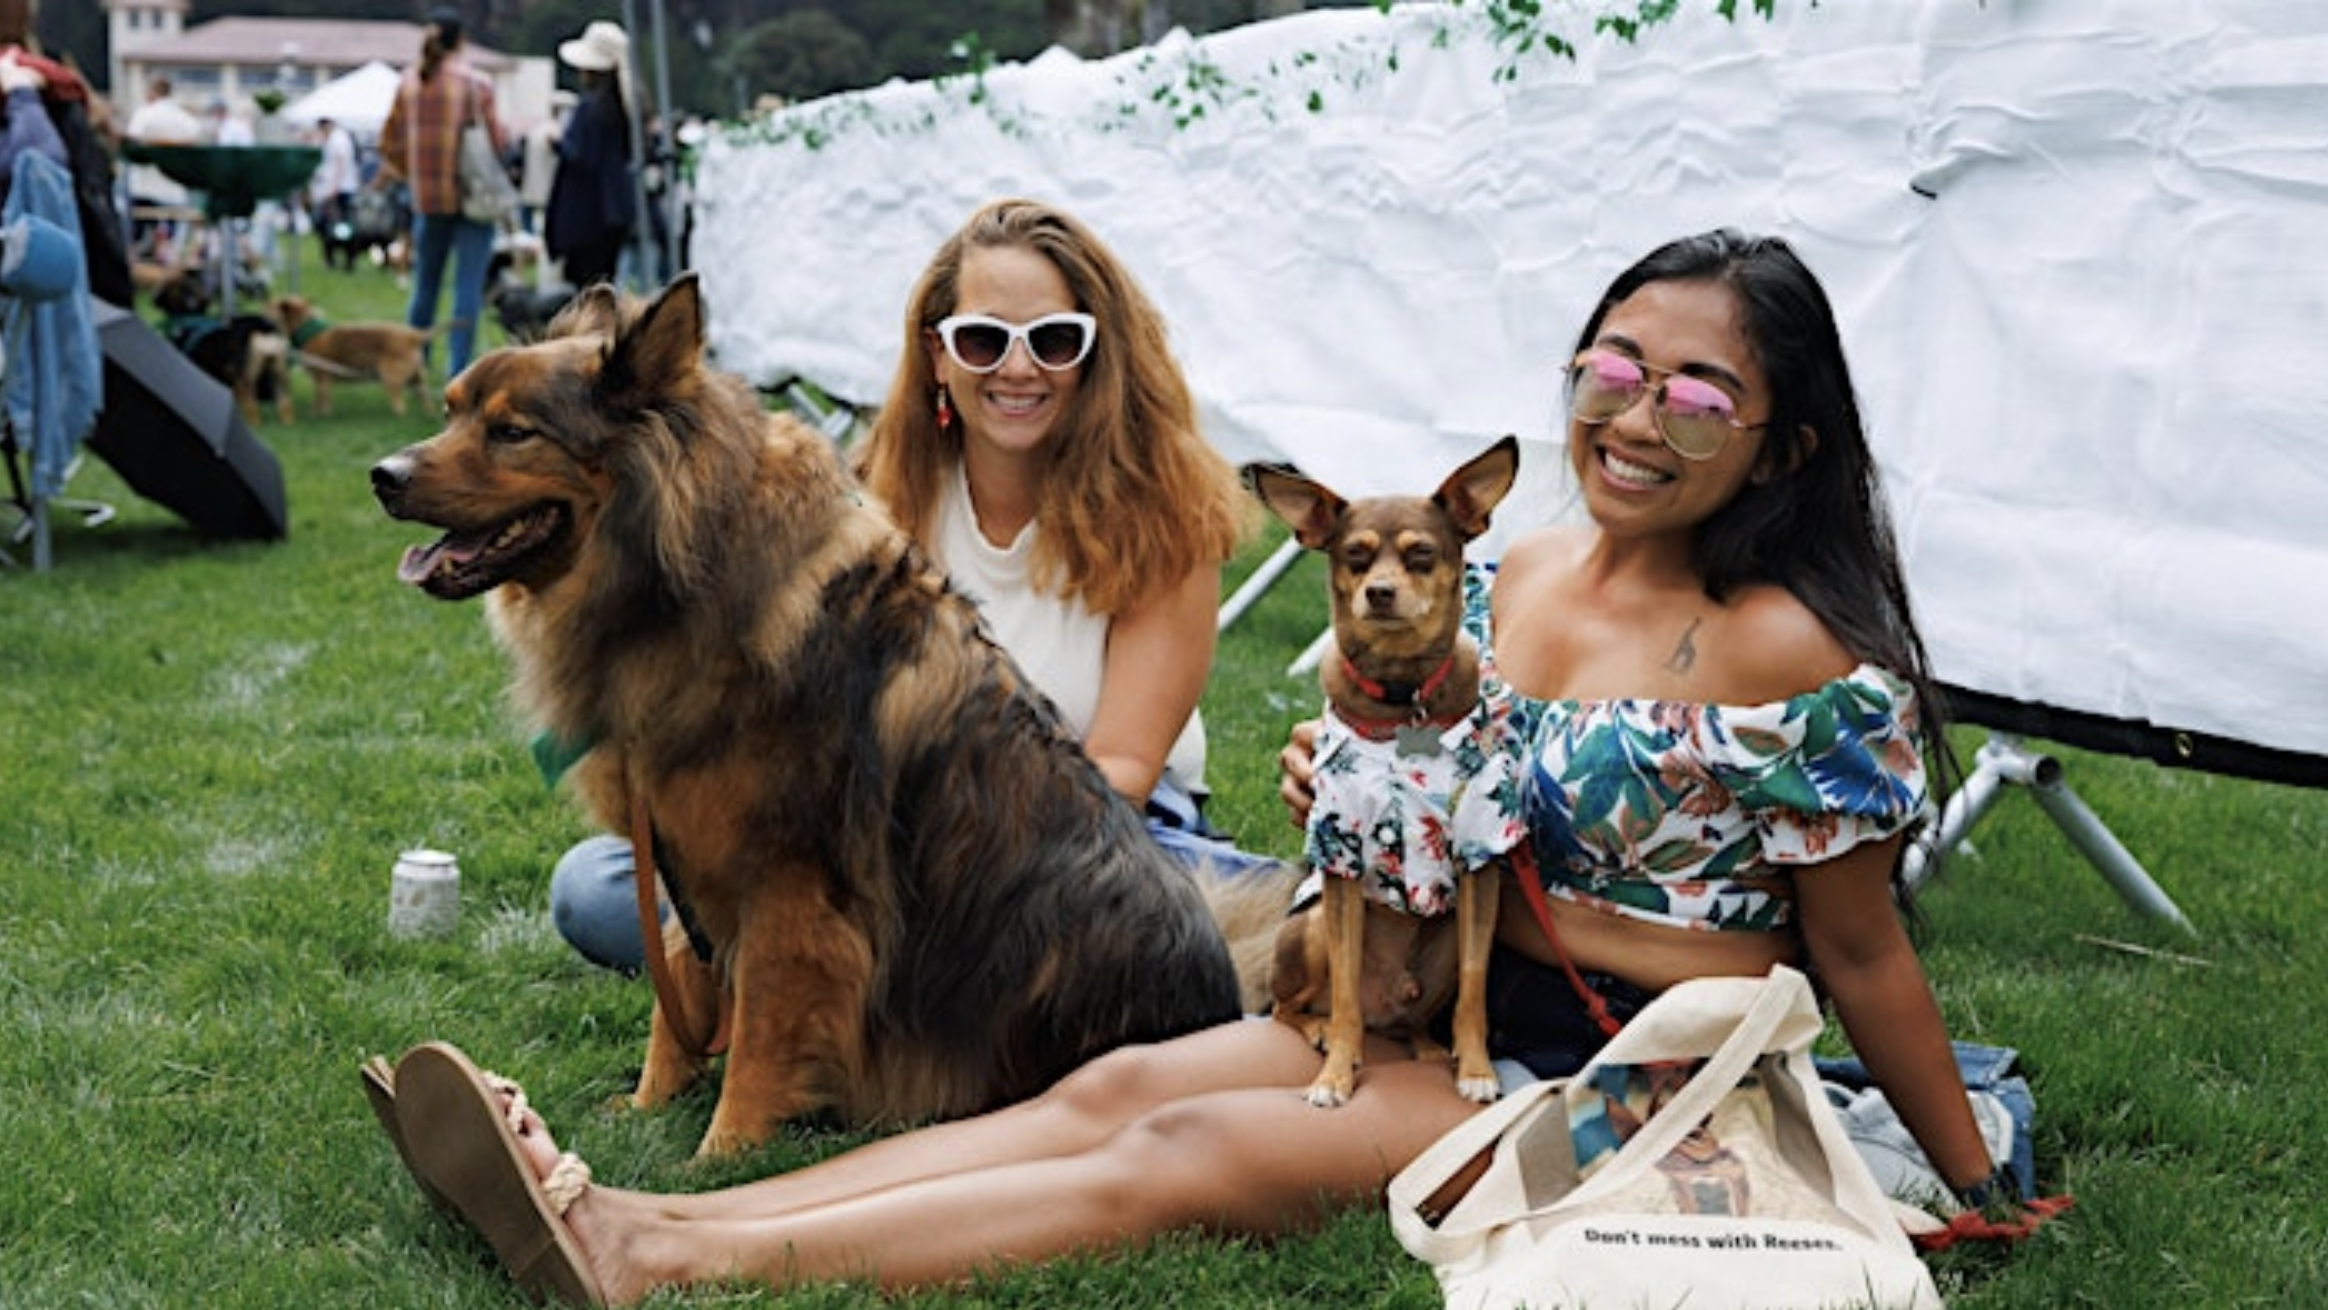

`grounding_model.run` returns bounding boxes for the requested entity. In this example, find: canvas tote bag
[1388,966,1943,1310]
[457,79,519,226]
